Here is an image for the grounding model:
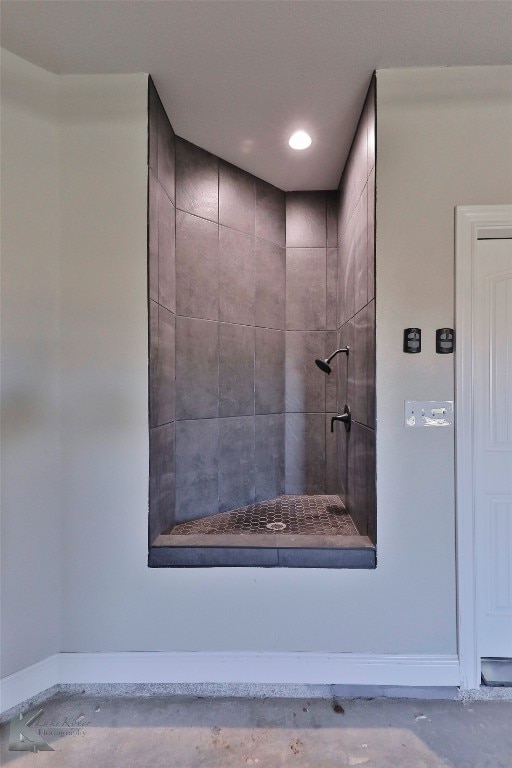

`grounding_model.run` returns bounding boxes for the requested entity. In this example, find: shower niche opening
[147,76,376,568]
